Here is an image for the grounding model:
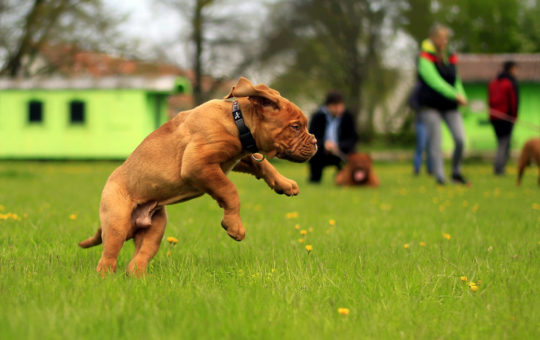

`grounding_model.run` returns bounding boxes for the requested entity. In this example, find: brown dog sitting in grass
[517,138,540,186]
[335,152,379,187]
[79,77,317,276]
